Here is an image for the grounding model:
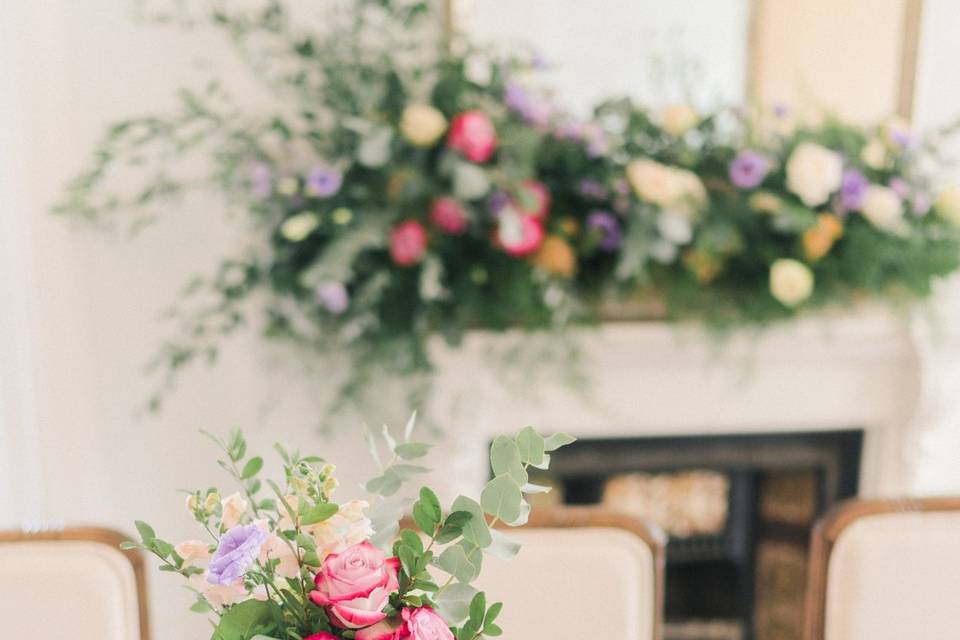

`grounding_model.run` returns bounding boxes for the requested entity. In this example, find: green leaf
[486,602,503,624]
[393,464,430,480]
[300,503,339,525]
[399,529,424,555]
[543,432,576,452]
[135,520,156,544]
[515,426,545,466]
[435,583,478,624]
[119,541,140,551]
[489,436,527,485]
[394,442,432,460]
[398,545,418,576]
[418,487,442,521]
[366,469,402,496]
[190,599,212,614]
[451,496,492,548]
[480,476,523,523]
[412,502,437,534]
[241,456,263,479]
[485,623,503,636]
[211,600,278,640]
[469,591,486,627]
